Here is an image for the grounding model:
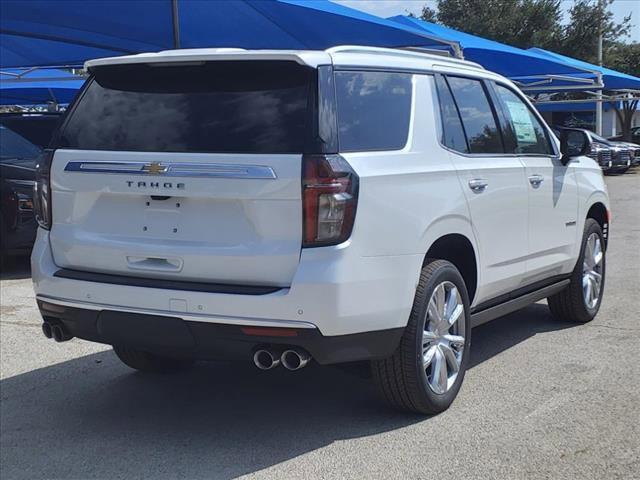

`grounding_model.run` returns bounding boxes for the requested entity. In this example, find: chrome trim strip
[36,295,317,329]
[65,161,277,179]
[470,280,569,328]
[5,179,36,187]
